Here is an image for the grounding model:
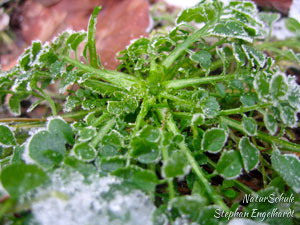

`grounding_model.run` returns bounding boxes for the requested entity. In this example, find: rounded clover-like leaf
[0,124,16,147]
[78,127,97,142]
[73,142,97,162]
[47,117,74,145]
[263,111,278,135]
[216,150,243,179]
[130,136,160,164]
[28,130,66,169]
[270,73,288,100]
[271,147,300,193]
[162,150,190,178]
[1,163,48,198]
[242,116,257,136]
[239,137,259,173]
[201,128,227,153]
